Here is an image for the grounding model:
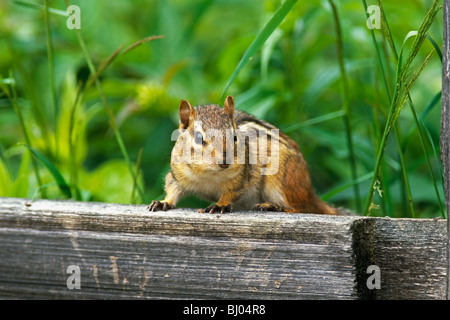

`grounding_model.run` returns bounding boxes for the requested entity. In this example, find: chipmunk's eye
[194,131,205,145]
